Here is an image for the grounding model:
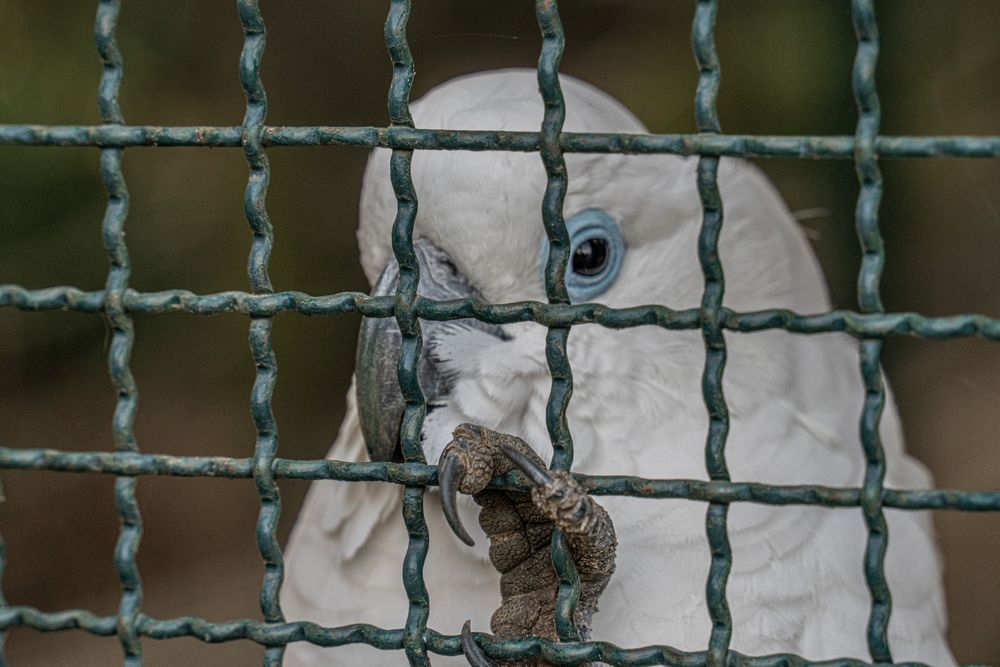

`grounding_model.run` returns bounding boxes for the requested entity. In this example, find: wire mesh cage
[0,0,999,665]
